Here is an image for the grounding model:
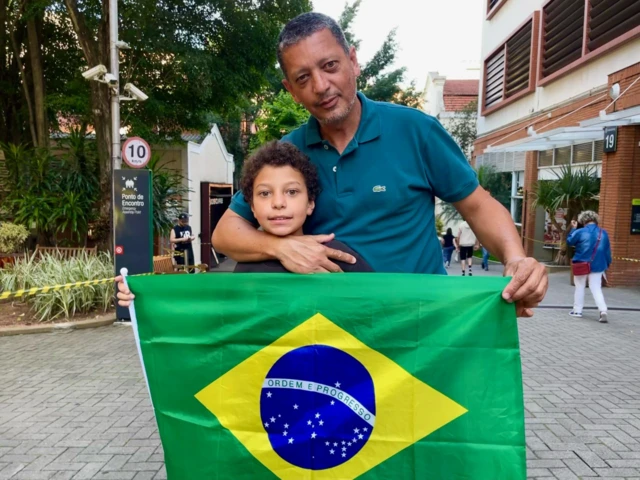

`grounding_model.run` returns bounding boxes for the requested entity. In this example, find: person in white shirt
[456,221,479,276]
